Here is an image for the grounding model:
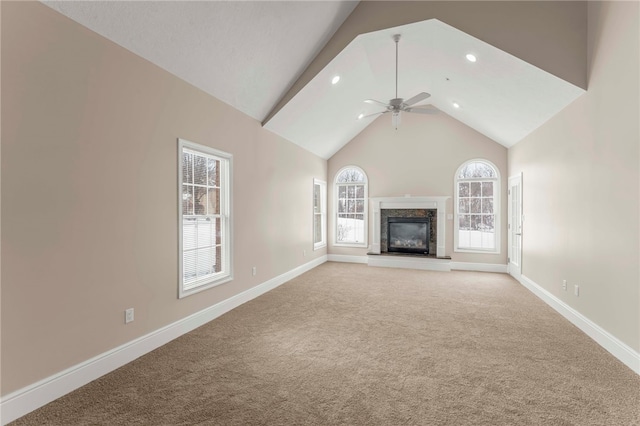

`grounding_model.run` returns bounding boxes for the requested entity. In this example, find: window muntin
[313,179,327,250]
[455,160,499,253]
[334,166,368,246]
[179,139,232,298]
